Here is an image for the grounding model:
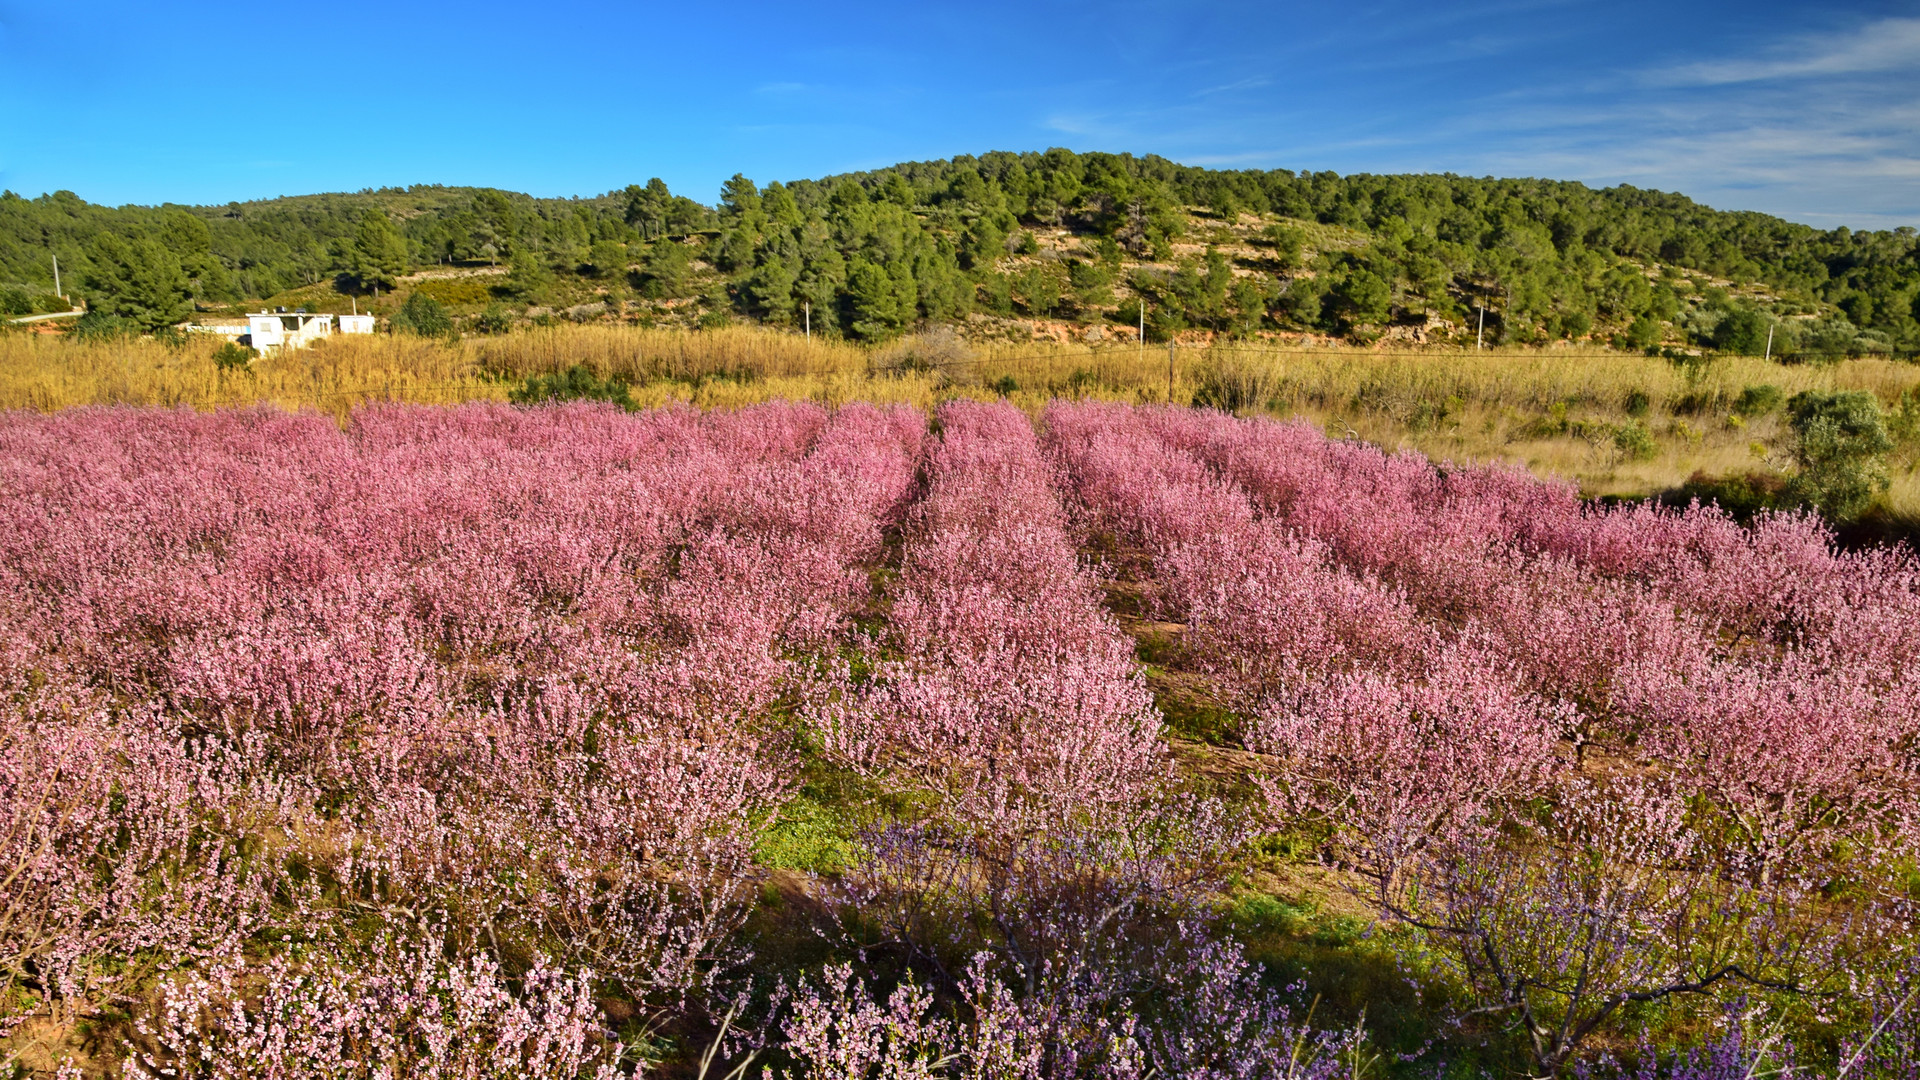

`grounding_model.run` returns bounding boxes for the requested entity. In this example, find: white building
[240,309,376,351]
